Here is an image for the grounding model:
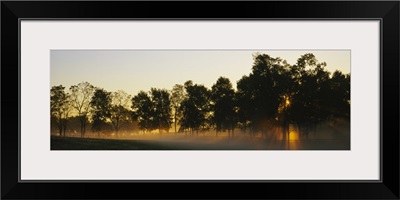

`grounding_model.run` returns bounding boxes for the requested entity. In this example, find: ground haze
[51,120,350,150]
